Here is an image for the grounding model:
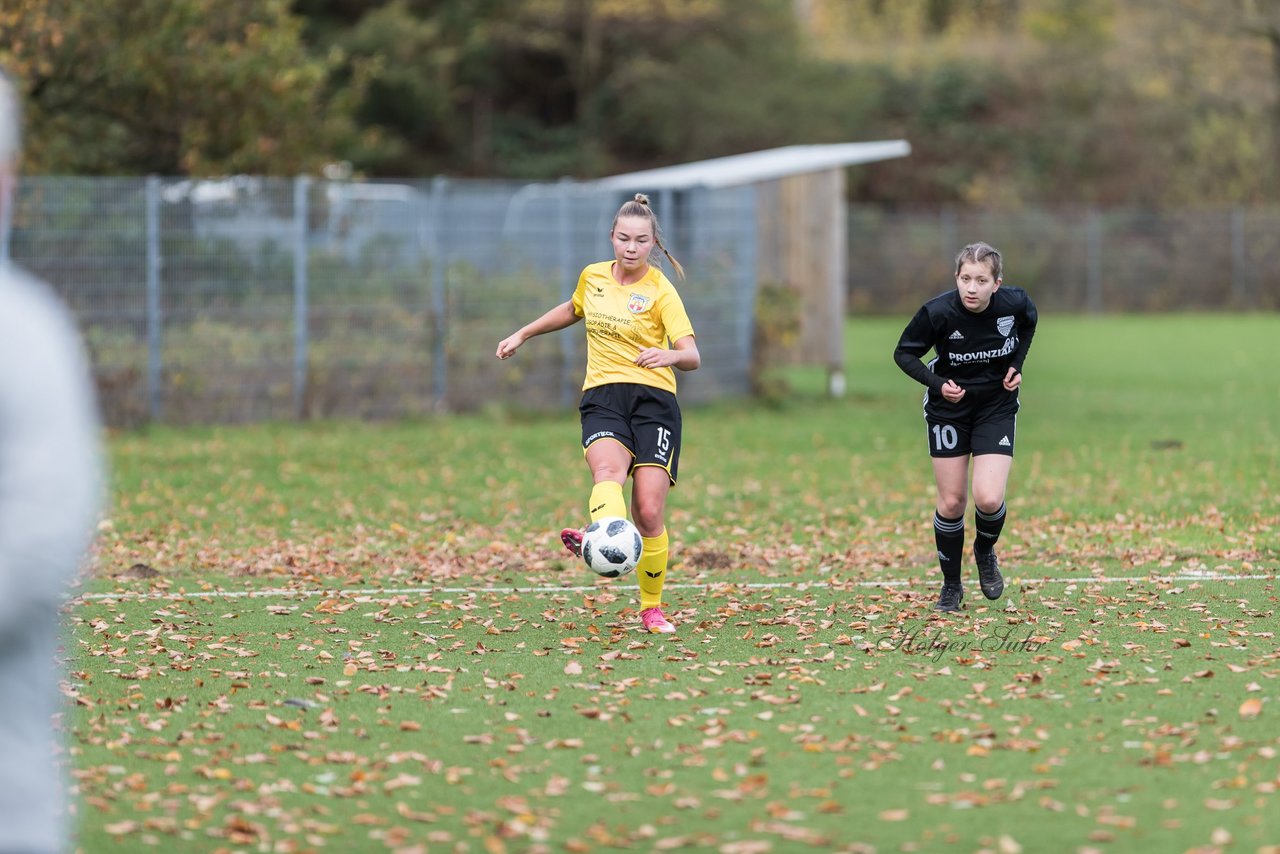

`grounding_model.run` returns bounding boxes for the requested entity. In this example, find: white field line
[71,572,1276,604]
